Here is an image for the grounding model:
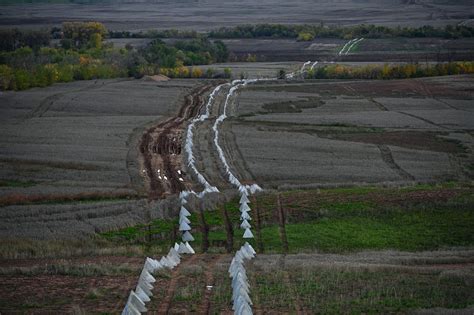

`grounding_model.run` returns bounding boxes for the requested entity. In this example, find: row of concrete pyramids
[121,247,182,314]
[239,191,254,239]
[121,193,199,314]
[229,242,256,315]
